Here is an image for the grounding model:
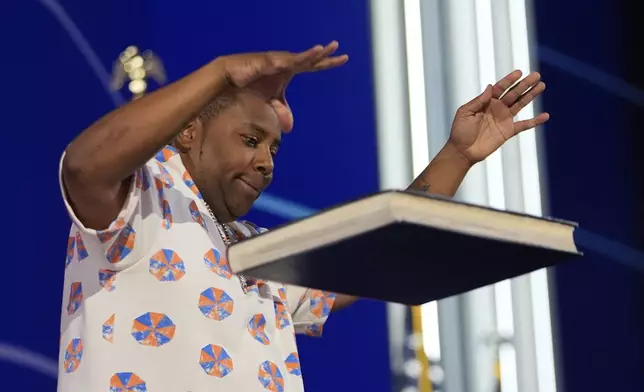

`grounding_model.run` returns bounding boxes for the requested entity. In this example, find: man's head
[174,89,283,222]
